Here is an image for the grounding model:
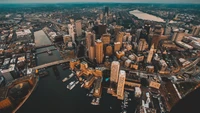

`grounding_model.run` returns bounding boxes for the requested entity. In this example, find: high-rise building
[117,70,126,100]
[147,44,154,63]
[123,33,132,42]
[68,24,75,42]
[144,23,151,34]
[98,24,107,36]
[68,24,73,35]
[135,29,142,42]
[172,29,179,41]
[114,25,123,36]
[104,6,109,16]
[114,42,121,52]
[88,46,95,61]
[154,25,163,35]
[105,45,113,56]
[95,39,104,64]
[110,61,120,83]
[85,32,96,49]
[150,34,168,49]
[116,32,124,48]
[75,20,82,37]
[63,35,72,44]
[192,26,200,37]
[99,13,104,20]
[138,39,148,52]
[101,34,111,45]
